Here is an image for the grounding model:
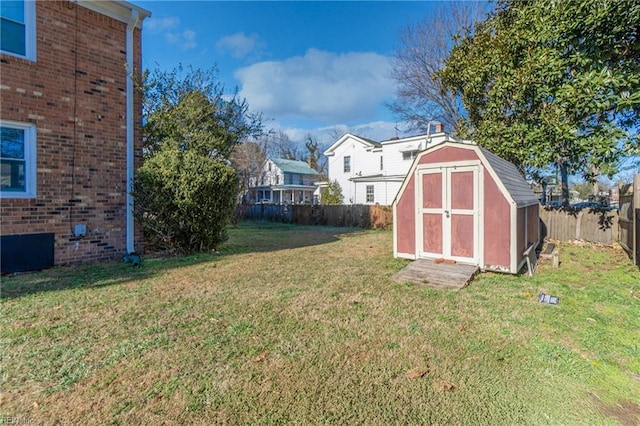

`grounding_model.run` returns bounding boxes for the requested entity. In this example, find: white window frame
[343,156,351,173]
[366,185,374,203]
[0,120,37,198]
[402,150,418,161]
[0,0,37,61]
